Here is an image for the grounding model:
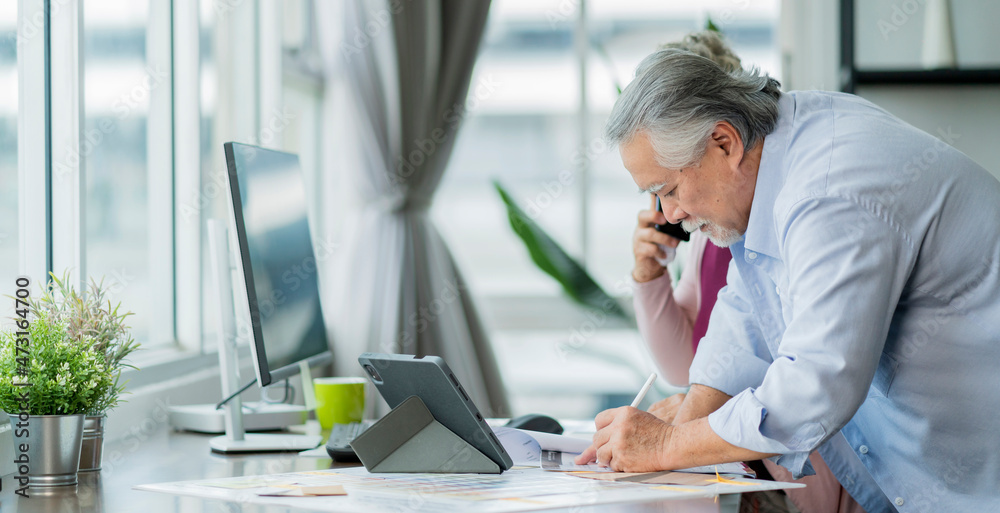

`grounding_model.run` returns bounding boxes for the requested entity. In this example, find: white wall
[855,0,1000,178]
[781,0,1000,179]
[855,0,1000,69]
